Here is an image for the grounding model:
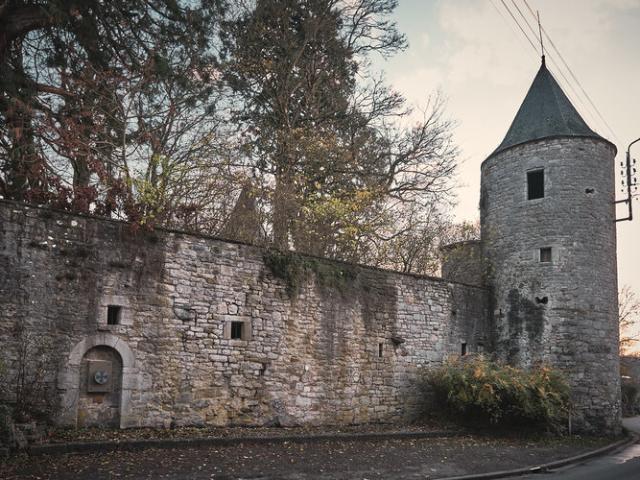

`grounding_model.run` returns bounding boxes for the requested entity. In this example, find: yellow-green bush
[425,356,570,429]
